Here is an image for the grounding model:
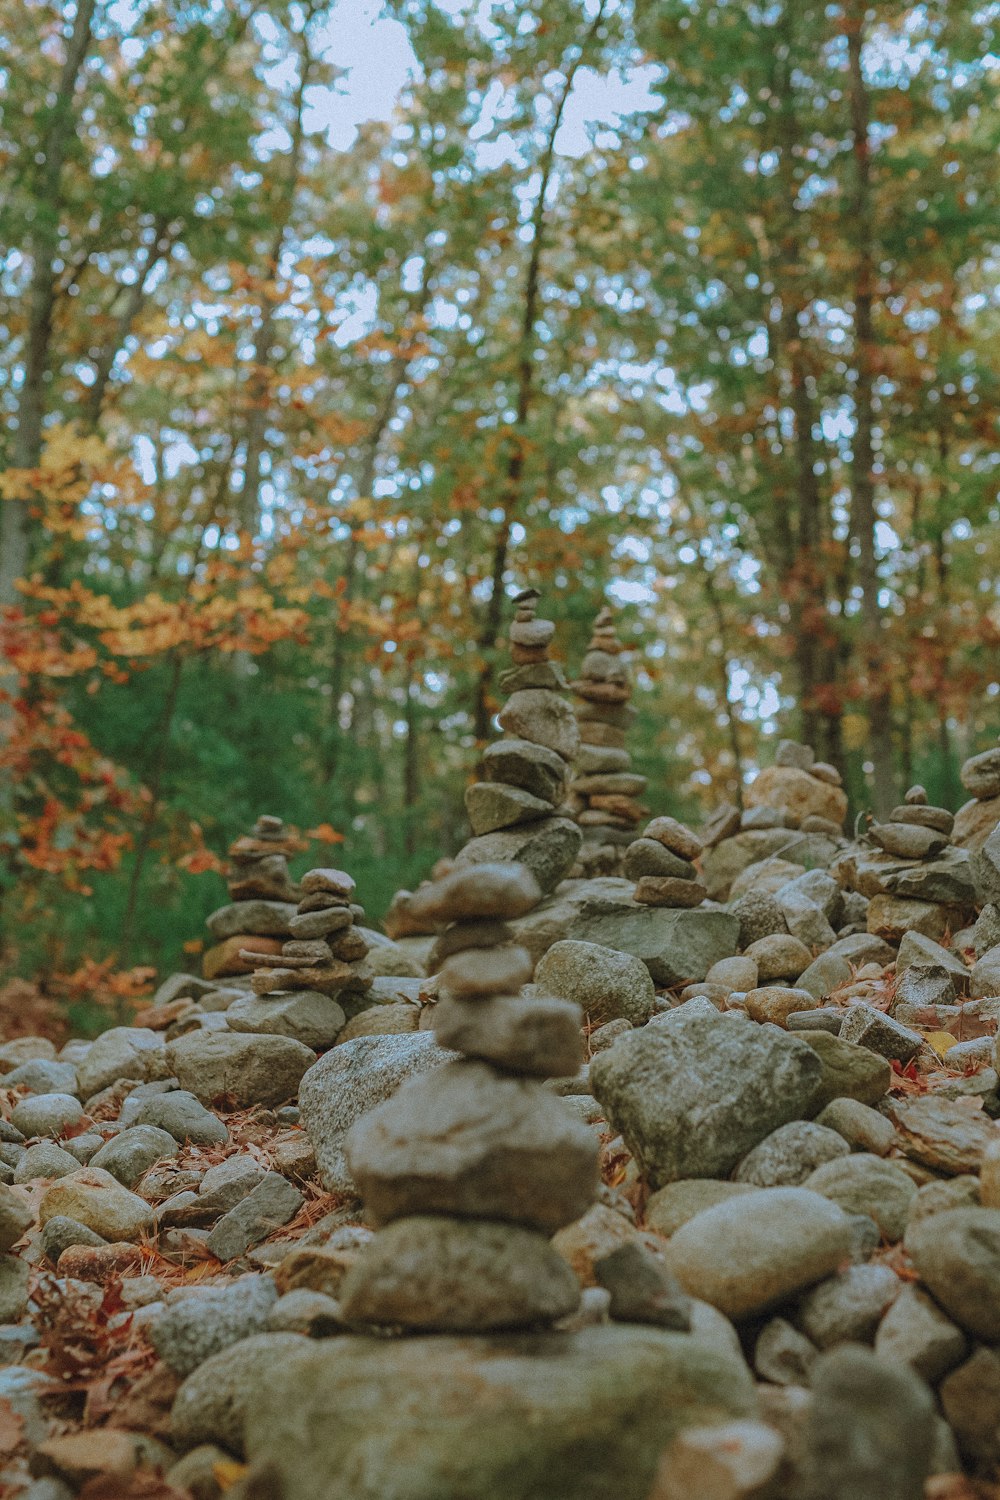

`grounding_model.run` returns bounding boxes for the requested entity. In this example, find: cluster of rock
[954,733,1000,850]
[338,861,596,1332]
[565,607,646,877]
[832,784,977,947]
[201,815,299,981]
